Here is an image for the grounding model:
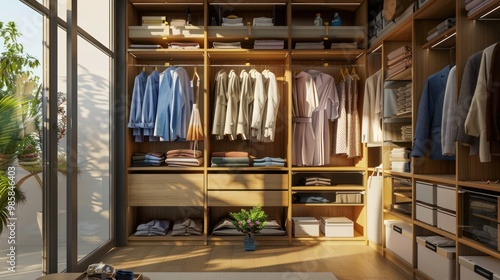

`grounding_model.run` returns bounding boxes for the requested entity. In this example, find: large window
[0,0,115,276]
